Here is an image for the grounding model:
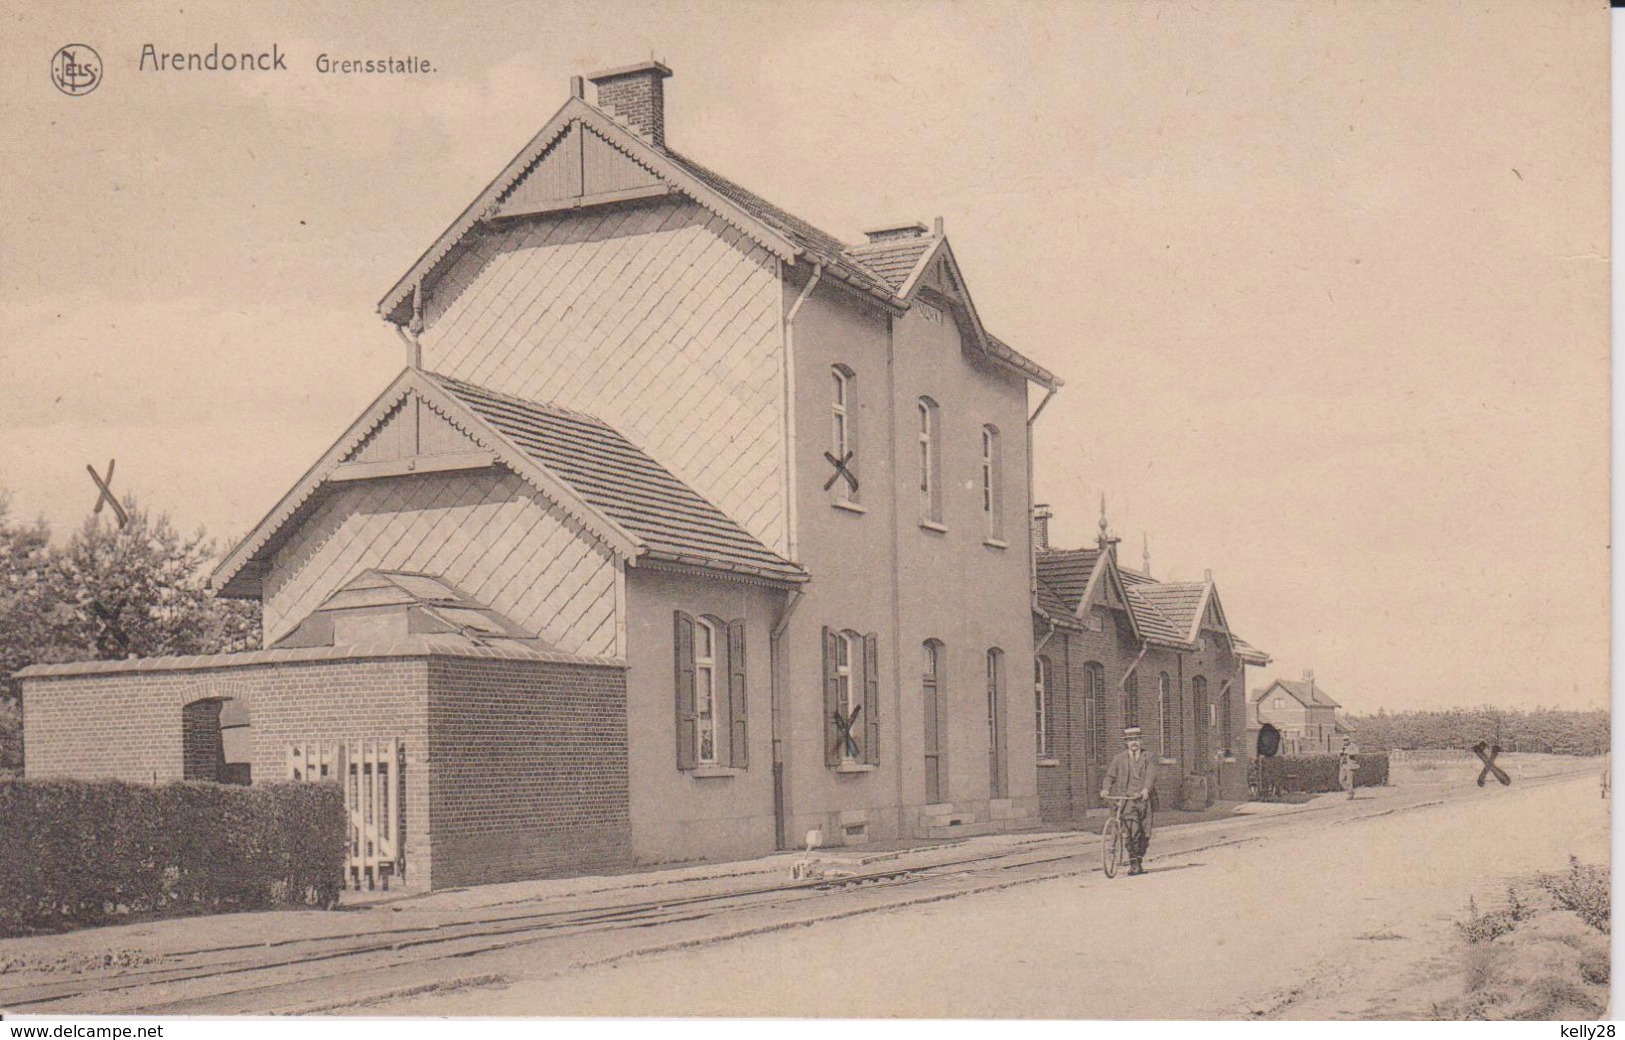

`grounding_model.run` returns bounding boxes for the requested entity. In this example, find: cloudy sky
[1,1,1607,713]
